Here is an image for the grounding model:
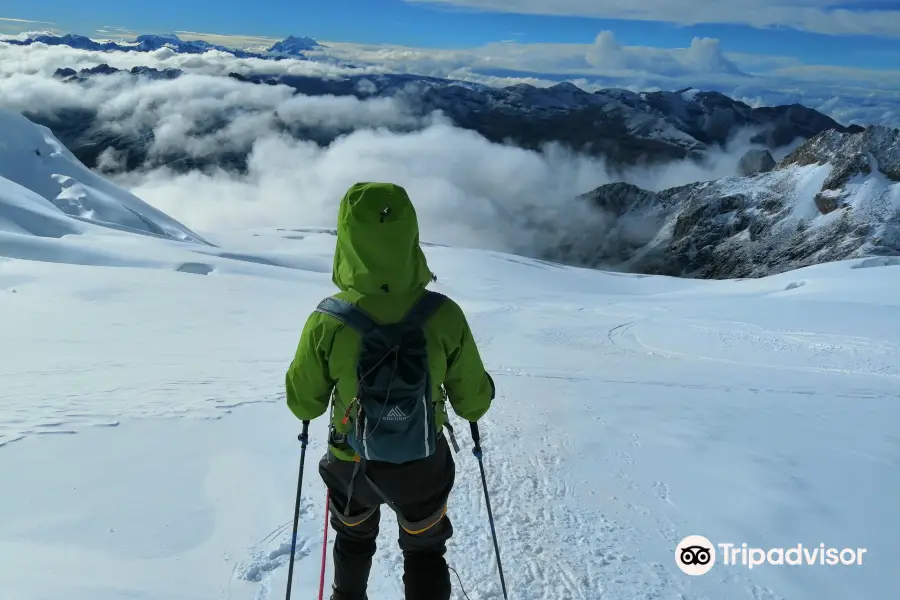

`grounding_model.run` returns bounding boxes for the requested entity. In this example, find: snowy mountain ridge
[2,32,324,60]
[230,74,858,159]
[568,125,900,278]
[0,108,209,247]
